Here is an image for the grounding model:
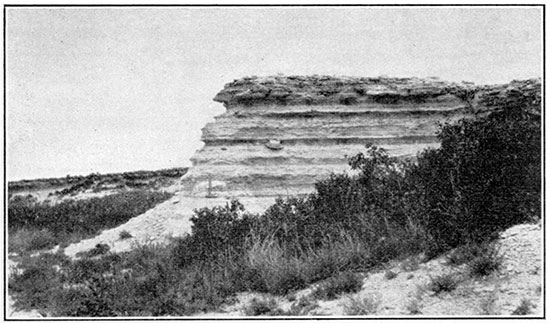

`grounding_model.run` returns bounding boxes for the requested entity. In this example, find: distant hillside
[8,168,188,195]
